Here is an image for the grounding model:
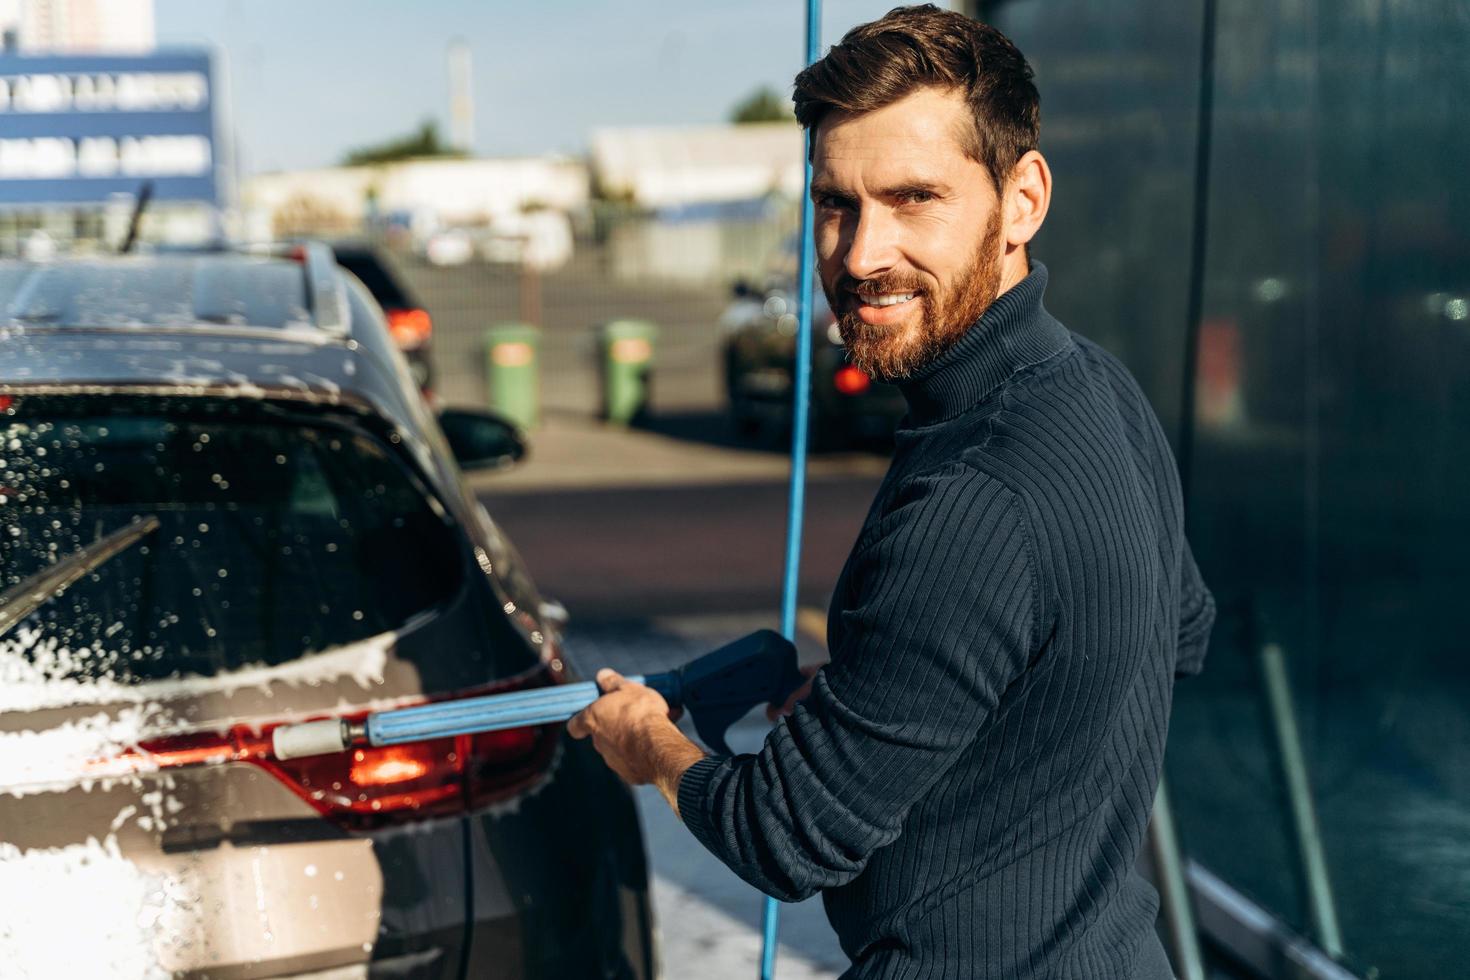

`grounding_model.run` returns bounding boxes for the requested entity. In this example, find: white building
[590,122,803,210]
[0,2,218,255]
[0,0,155,53]
[242,156,590,236]
[586,123,805,285]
